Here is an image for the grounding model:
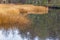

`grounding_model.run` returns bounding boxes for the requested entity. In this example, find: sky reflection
[0,29,39,40]
[0,29,23,40]
[0,29,59,40]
